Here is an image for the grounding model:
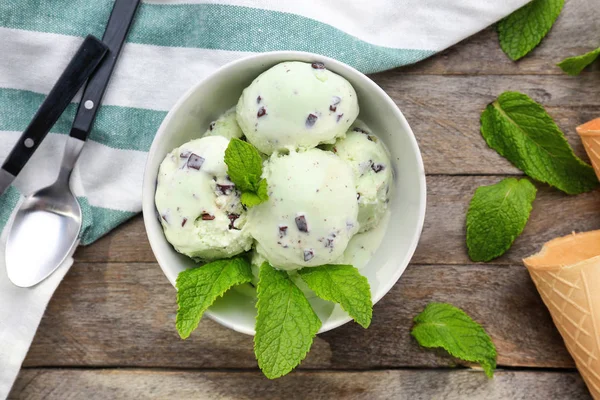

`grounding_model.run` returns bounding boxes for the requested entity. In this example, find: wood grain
[401,0,600,76]
[378,73,600,175]
[76,175,600,265]
[10,369,592,400]
[24,262,573,369]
